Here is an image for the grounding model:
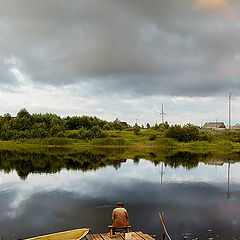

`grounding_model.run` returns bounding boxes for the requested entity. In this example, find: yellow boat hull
[26,228,90,240]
